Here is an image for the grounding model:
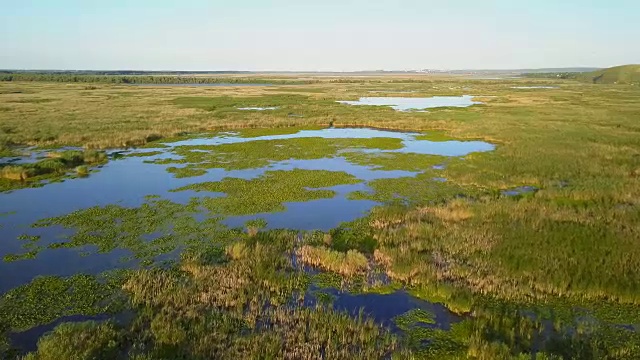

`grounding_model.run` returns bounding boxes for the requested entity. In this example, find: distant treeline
[0,73,316,85]
[0,73,428,85]
[0,70,253,76]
